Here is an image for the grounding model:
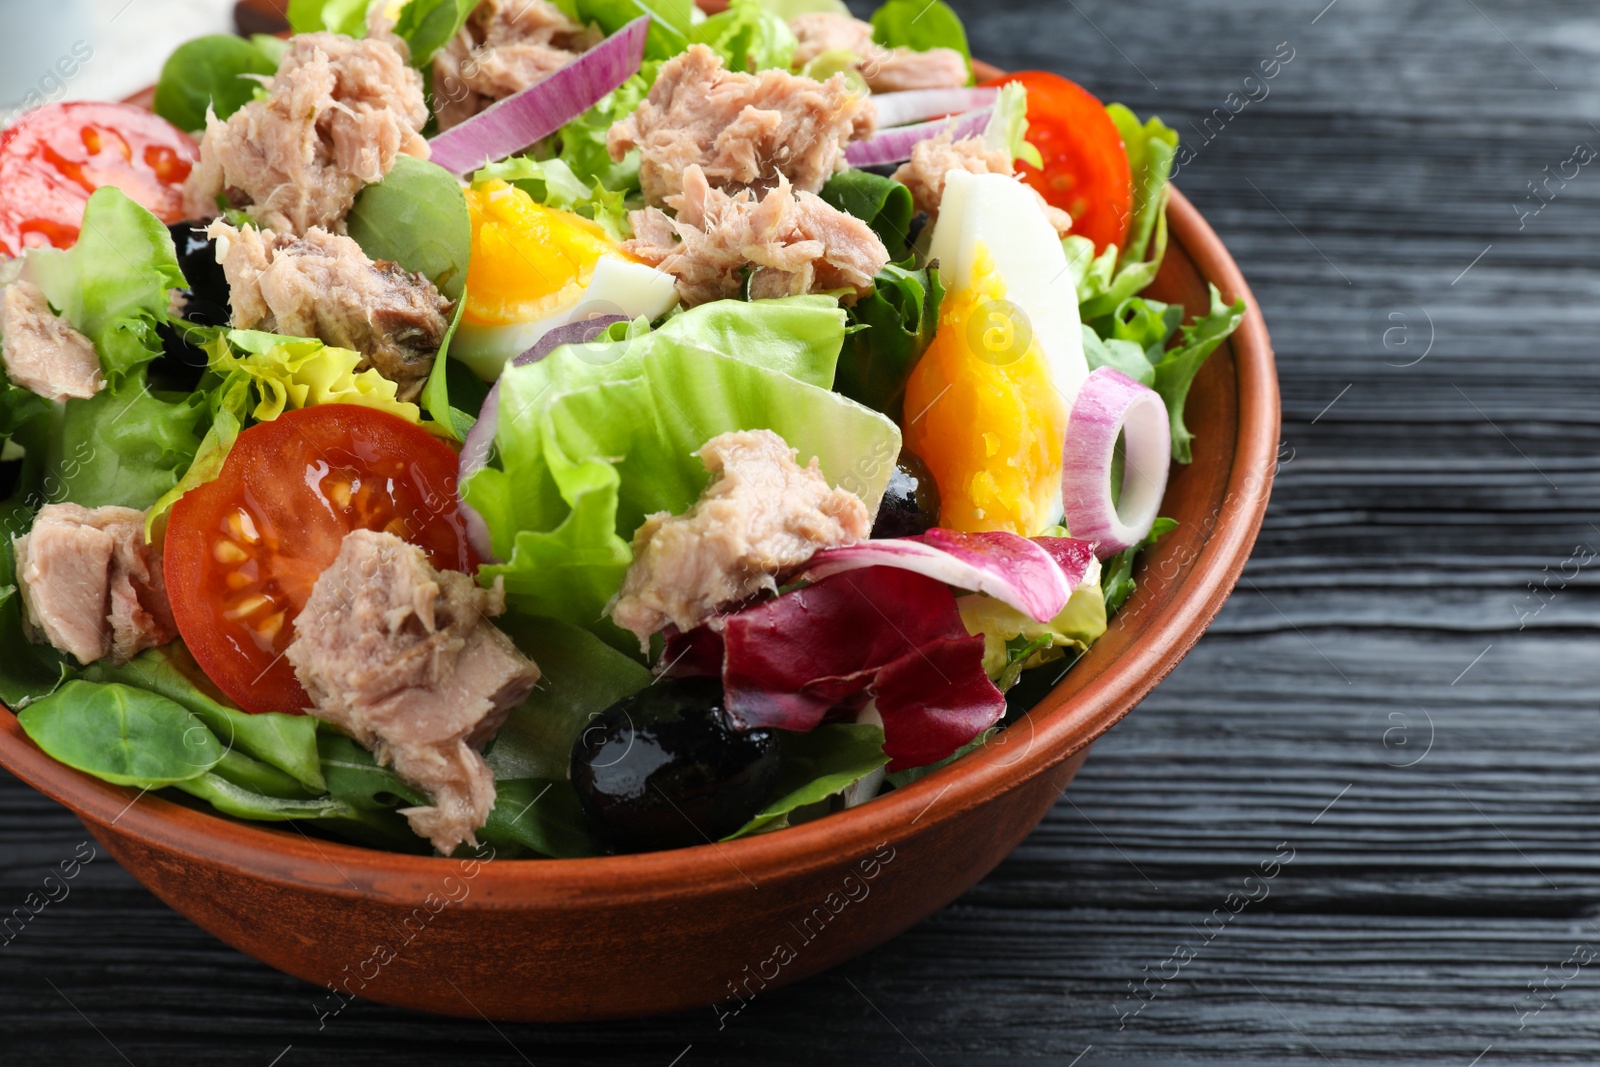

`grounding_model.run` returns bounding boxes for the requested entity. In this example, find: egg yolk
[903,244,1069,535]
[463,180,619,327]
